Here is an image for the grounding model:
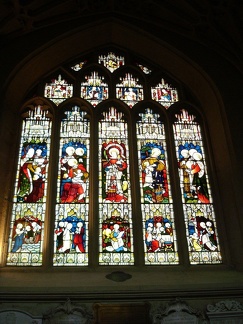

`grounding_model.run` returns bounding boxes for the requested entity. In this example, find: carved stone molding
[105,271,132,282]
[152,298,207,324]
[43,298,93,324]
[0,310,42,324]
[207,300,243,313]
[206,299,243,323]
